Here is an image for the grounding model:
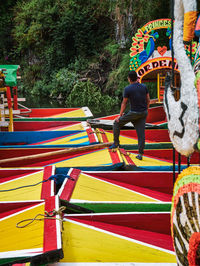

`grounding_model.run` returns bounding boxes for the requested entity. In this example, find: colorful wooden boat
[58,168,174,204]
[0,166,55,202]
[126,147,200,164]
[0,128,98,148]
[0,196,63,265]
[1,121,87,131]
[88,105,167,129]
[100,128,171,143]
[0,146,130,171]
[14,107,93,121]
[0,127,174,151]
[0,146,191,172]
[57,212,176,264]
